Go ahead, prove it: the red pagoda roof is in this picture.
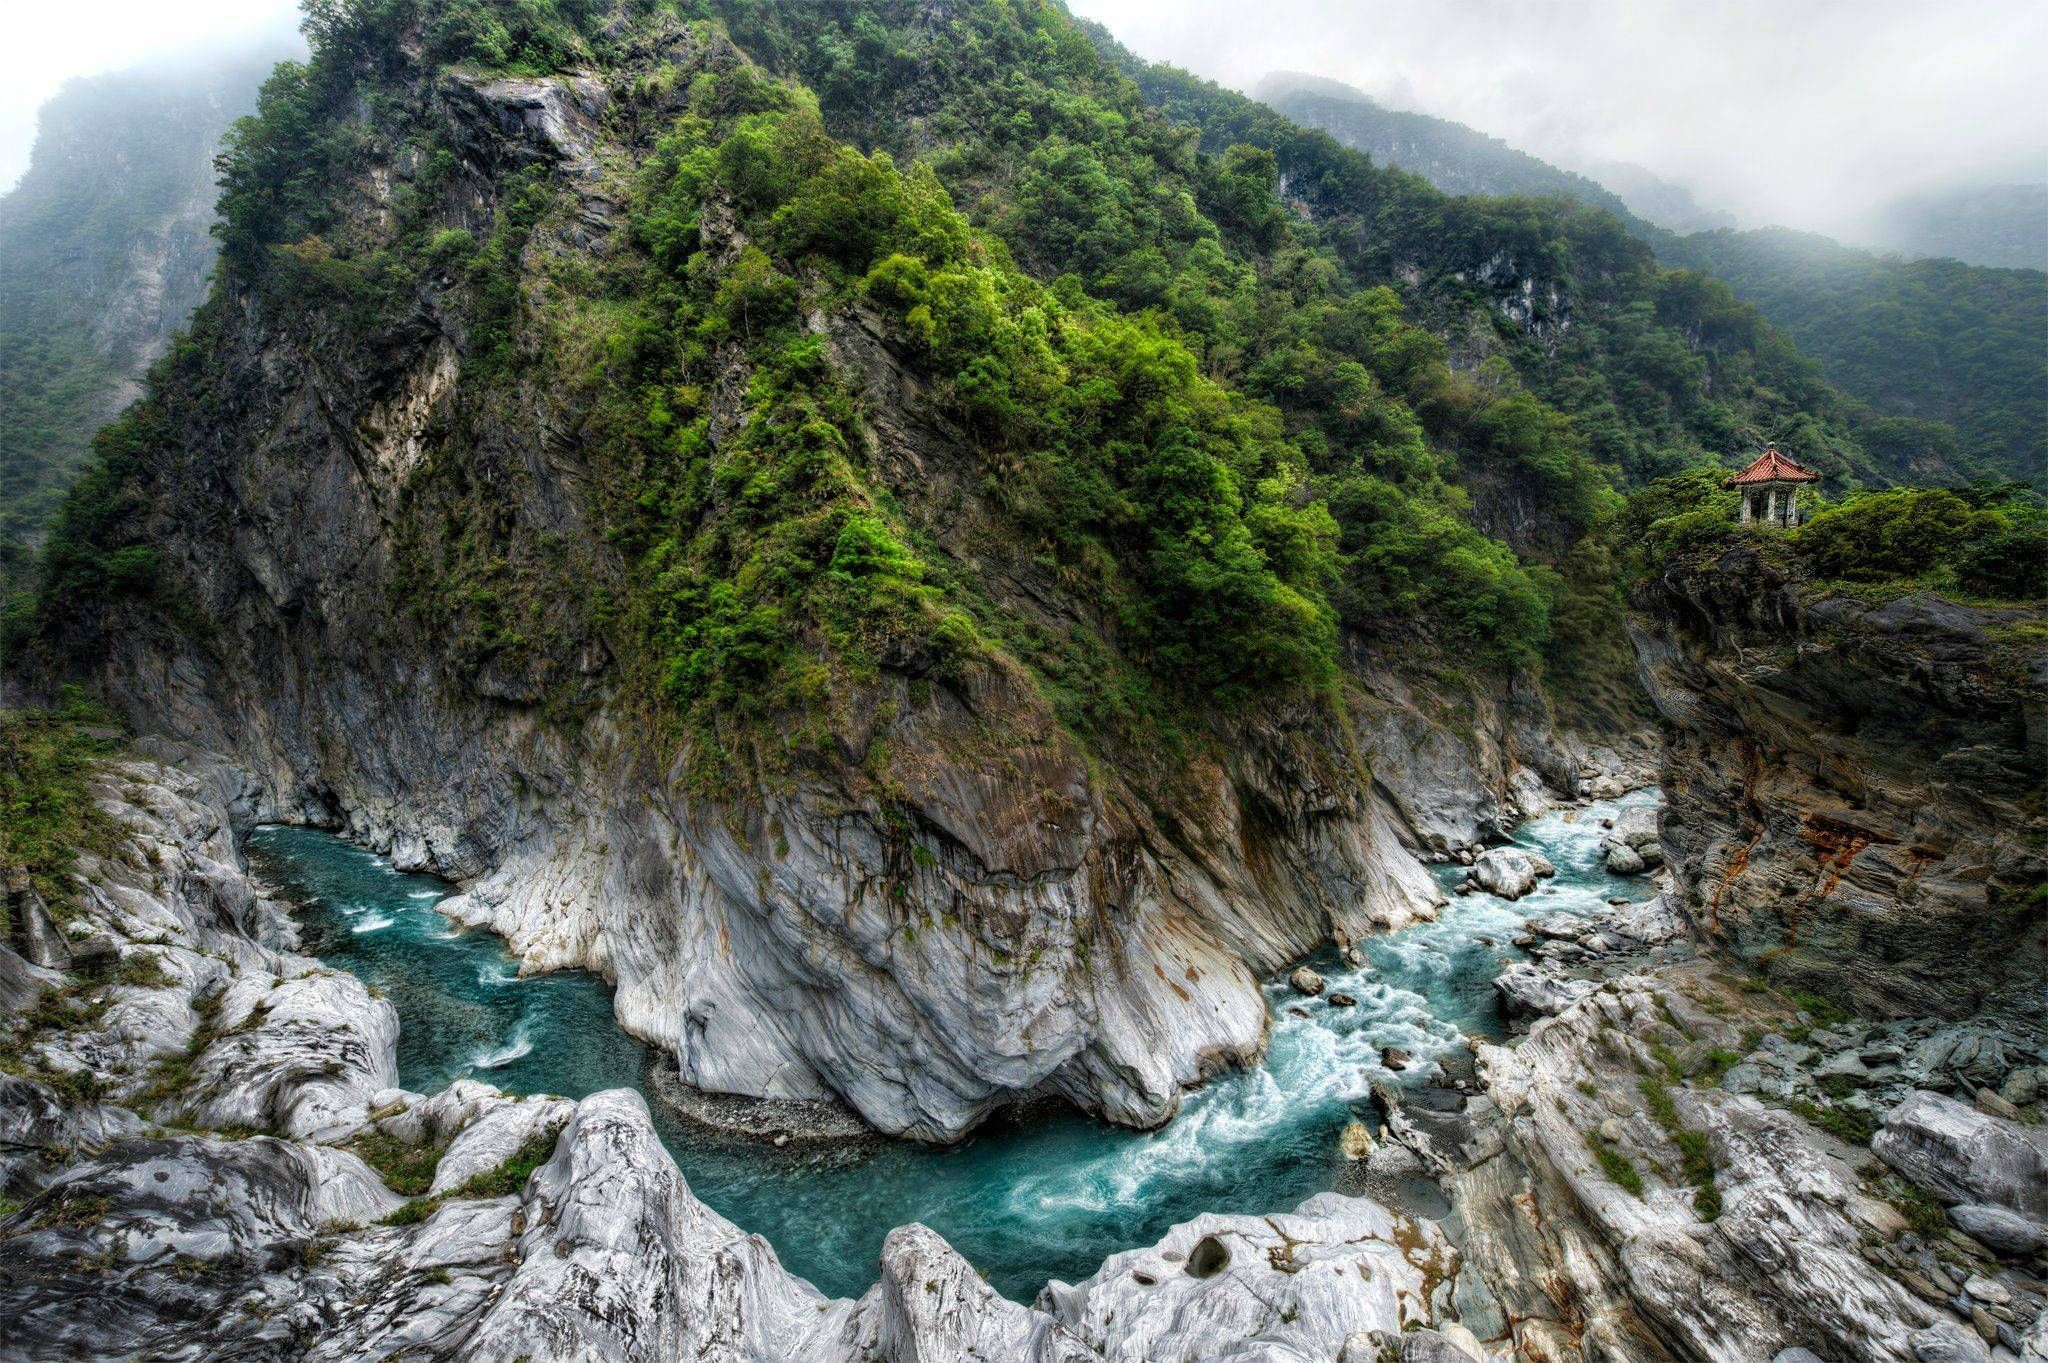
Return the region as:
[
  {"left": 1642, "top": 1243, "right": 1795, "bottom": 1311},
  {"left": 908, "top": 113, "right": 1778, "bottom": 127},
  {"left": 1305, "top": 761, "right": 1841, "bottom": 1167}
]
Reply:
[{"left": 1723, "top": 445, "right": 1820, "bottom": 487}]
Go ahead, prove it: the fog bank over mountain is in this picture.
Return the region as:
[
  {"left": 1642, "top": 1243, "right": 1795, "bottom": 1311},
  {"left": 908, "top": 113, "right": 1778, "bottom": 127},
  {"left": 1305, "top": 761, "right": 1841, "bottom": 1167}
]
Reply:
[
  {"left": 0, "top": 0, "right": 301, "bottom": 192},
  {"left": 1073, "top": 0, "right": 2048, "bottom": 245}
]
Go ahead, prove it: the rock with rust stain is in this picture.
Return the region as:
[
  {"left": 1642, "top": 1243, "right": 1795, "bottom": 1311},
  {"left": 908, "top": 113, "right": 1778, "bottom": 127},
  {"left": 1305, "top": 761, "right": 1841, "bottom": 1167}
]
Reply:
[
  {"left": 3, "top": 19, "right": 1696, "bottom": 1149},
  {"left": 1628, "top": 545, "right": 2046, "bottom": 1016}
]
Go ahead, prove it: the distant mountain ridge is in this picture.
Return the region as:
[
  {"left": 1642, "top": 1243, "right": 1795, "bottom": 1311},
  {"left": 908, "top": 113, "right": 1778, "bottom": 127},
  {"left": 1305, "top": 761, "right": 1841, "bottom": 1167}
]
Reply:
[
  {"left": 1255, "top": 73, "right": 1732, "bottom": 235},
  {"left": 0, "top": 46, "right": 283, "bottom": 572},
  {"left": 1579, "top": 156, "right": 1736, "bottom": 236},
  {"left": 1259, "top": 72, "right": 2046, "bottom": 488},
  {"left": 1866, "top": 182, "right": 2048, "bottom": 273}
]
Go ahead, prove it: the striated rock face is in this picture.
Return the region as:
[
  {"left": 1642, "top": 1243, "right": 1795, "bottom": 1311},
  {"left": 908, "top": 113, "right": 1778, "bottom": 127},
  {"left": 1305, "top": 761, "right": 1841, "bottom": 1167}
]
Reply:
[
  {"left": 32, "top": 20, "right": 1637, "bottom": 1145},
  {"left": 1390, "top": 967, "right": 1963, "bottom": 1363},
  {"left": 0, "top": 749, "right": 1473, "bottom": 1363},
  {"left": 1, "top": 1085, "right": 1443, "bottom": 1363},
  {"left": 1628, "top": 545, "right": 2047, "bottom": 1017},
  {"left": 1874, "top": 1090, "right": 2048, "bottom": 1227},
  {"left": 1038, "top": 1192, "right": 1451, "bottom": 1361}
]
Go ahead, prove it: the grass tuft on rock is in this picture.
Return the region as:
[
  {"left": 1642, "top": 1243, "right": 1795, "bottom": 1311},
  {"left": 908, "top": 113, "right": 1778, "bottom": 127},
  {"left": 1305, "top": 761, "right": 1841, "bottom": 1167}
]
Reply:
[
  {"left": 1592, "top": 1140, "right": 1645, "bottom": 1197},
  {"left": 0, "top": 693, "right": 121, "bottom": 920},
  {"left": 1791, "top": 1098, "right": 1879, "bottom": 1146},
  {"left": 354, "top": 1130, "right": 449, "bottom": 1198},
  {"left": 377, "top": 1122, "right": 565, "bottom": 1226},
  {"left": 1639, "top": 1076, "right": 1722, "bottom": 1220}
]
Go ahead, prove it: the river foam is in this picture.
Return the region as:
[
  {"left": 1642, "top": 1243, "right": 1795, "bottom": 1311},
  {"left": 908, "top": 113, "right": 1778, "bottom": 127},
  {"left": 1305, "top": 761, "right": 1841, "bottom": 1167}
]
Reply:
[{"left": 247, "top": 786, "right": 1658, "bottom": 1302}]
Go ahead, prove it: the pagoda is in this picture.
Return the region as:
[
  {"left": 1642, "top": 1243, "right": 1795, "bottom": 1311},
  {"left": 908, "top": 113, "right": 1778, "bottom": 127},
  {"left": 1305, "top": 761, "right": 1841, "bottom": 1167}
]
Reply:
[{"left": 1724, "top": 445, "right": 1820, "bottom": 528}]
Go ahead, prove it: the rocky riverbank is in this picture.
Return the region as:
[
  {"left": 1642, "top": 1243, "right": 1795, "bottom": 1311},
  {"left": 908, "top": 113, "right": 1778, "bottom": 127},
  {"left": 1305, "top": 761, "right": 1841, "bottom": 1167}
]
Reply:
[
  {"left": 20, "top": 19, "right": 1659, "bottom": 1146},
  {"left": 1297, "top": 539, "right": 2048, "bottom": 1362},
  {"left": 10, "top": 723, "right": 2040, "bottom": 1362},
  {"left": 0, "top": 744, "right": 1516, "bottom": 1362},
  {"left": 1360, "top": 942, "right": 2048, "bottom": 1362}
]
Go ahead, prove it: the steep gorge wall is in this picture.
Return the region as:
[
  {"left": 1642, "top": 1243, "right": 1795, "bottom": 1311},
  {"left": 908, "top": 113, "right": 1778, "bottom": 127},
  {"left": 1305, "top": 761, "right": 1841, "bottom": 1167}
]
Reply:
[
  {"left": 1628, "top": 543, "right": 2046, "bottom": 1016},
  {"left": 0, "top": 746, "right": 1461, "bottom": 1363},
  {"left": 0, "top": 50, "right": 281, "bottom": 552},
  {"left": 44, "top": 28, "right": 1624, "bottom": 1144}
]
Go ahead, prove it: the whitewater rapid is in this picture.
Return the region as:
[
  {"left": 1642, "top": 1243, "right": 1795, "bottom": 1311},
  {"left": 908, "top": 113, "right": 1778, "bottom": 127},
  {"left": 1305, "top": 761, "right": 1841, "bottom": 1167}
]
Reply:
[{"left": 247, "top": 788, "right": 1658, "bottom": 1300}]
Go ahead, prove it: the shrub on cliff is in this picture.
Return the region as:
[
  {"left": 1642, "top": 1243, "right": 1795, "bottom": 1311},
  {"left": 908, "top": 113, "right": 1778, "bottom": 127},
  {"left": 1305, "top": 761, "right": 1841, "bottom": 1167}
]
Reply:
[
  {"left": 1617, "top": 468, "right": 1739, "bottom": 565},
  {"left": 0, "top": 694, "right": 120, "bottom": 915},
  {"left": 1953, "top": 522, "right": 2048, "bottom": 600},
  {"left": 1616, "top": 473, "right": 2045, "bottom": 604},
  {"left": 1796, "top": 488, "right": 2002, "bottom": 583},
  {"left": 1797, "top": 485, "right": 2044, "bottom": 600}
]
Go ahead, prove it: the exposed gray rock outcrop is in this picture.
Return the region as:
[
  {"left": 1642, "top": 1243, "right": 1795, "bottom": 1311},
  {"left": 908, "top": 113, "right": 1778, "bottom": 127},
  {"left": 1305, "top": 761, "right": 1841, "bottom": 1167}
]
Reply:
[
  {"left": 0, "top": 749, "right": 1477, "bottom": 1363},
  {"left": 25, "top": 24, "right": 1639, "bottom": 1146},
  {"left": 1403, "top": 968, "right": 1974, "bottom": 1362},
  {"left": 1874, "top": 1090, "right": 2048, "bottom": 1226},
  {"left": 1628, "top": 547, "right": 2046, "bottom": 1016},
  {"left": 1493, "top": 960, "right": 1595, "bottom": 1018},
  {"left": 1037, "top": 1192, "right": 1449, "bottom": 1360},
  {"left": 1948, "top": 1203, "right": 2047, "bottom": 1259}
]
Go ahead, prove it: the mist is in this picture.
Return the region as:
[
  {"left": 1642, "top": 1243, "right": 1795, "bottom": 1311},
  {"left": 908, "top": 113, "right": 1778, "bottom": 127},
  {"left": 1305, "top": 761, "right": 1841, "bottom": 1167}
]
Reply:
[
  {"left": 1070, "top": 0, "right": 2048, "bottom": 241},
  {"left": 6, "top": 0, "right": 2044, "bottom": 241},
  {"left": 0, "top": 0, "right": 302, "bottom": 192}
]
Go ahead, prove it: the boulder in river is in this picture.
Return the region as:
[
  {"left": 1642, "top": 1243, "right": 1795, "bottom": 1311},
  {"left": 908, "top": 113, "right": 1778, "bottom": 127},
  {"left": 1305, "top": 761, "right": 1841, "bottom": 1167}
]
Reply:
[
  {"left": 1603, "top": 842, "right": 1646, "bottom": 875},
  {"left": 1467, "top": 848, "right": 1540, "bottom": 900},
  {"left": 1608, "top": 804, "right": 1660, "bottom": 849},
  {"left": 1289, "top": 967, "right": 1326, "bottom": 997},
  {"left": 1527, "top": 913, "right": 1590, "bottom": 941},
  {"left": 1327, "top": 993, "right": 1356, "bottom": 1008},
  {"left": 1493, "top": 962, "right": 1596, "bottom": 1019}
]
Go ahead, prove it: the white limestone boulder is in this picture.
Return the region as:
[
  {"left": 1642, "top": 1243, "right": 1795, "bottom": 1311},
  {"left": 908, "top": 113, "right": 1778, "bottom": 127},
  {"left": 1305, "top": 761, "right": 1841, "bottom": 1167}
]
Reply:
[{"left": 1468, "top": 848, "right": 1541, "bottom": 900}]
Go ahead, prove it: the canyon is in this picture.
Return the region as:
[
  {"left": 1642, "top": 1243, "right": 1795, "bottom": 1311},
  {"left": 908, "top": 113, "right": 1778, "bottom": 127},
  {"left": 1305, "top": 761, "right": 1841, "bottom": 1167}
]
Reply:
[{"left": 2, "top": 3, "right": 2044, "bottom": 1361}]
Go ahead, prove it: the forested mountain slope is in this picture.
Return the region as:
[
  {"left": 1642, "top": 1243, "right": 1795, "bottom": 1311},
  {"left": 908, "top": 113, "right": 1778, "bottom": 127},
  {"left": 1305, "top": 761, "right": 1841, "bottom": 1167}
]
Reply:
[
  {"left": 1867, "top": 180, "right": 2048, "bottom": 272},
  {"left": 1255, "top": 75, "right": 1666, "bottom": 229},
  {"left": 0, "top": 50, "right": 280, "bottom": 577},
  {"left": 11, "top": 0, "right": 2014, "bottom": 1139},
  {"left": 1254, "top": 72, "right": 2046, "bottom": 489},
  {"left": 1083, "top": 53, "right": 1929, "bottom": 492},
  {"left": 1656, "top": 228, "right": 2046, "bottom": 487},
  {"left": 9, "top": 0, "right": 1614, "bottom": 1143}
]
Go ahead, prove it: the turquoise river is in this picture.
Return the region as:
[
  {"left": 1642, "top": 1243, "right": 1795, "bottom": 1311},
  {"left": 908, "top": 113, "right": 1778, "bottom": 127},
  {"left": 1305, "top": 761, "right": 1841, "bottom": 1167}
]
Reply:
[{"left": 244, "top": 790, "right": 1657, "bottom": 1303}]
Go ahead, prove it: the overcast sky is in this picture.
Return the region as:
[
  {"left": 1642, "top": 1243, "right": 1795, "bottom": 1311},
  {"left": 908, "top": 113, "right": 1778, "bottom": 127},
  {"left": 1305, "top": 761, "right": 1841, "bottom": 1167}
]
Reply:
[
  {"left": 4, "top": 0, "right": 2044, "bottom": 240},
  {"left": 1074, "top": 0, "right": 2047, "bottom": 237},
  {"left": 0, "top": 0, "right": 300, "bottom": 192}
]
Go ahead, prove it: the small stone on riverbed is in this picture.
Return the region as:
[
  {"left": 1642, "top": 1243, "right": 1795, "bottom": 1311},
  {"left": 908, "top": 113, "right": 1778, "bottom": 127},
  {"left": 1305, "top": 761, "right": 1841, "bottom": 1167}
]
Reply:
[{"left": 1975, "top": 1088, "right": 2024, "bottom": 1121}]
